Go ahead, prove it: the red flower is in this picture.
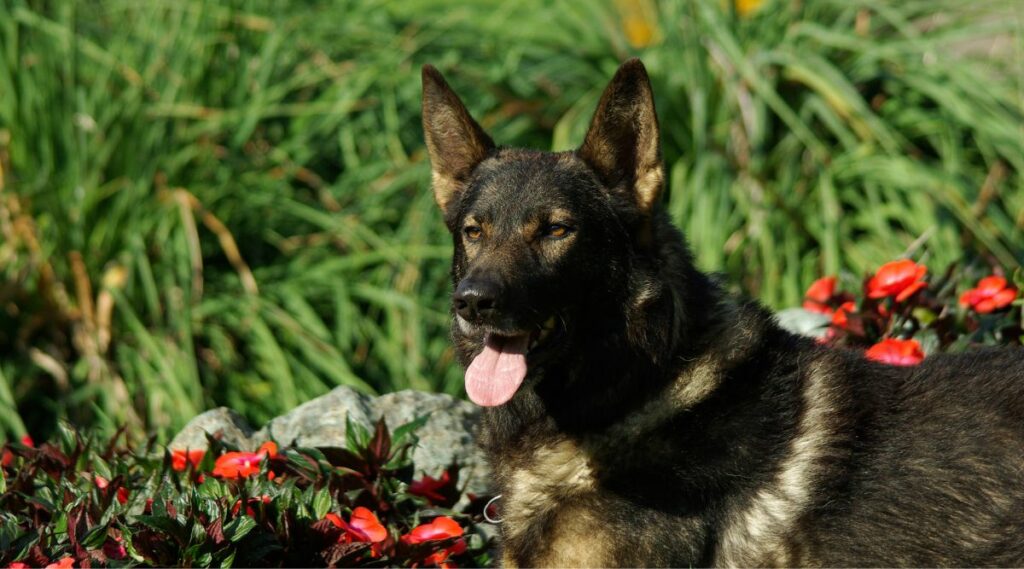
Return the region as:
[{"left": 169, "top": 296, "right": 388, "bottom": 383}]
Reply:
[
  {"left": 3, "top": 435, "right": 33, "bottom": 468},
  {"left": 212, "top": 442, "right": 278, "bottom": 479},
  {"left": 45, "top": 557, "right": 75, "bottom": 569},
  {"left": 866, "top": 260, "right": 927, "bottom": 302},
  {"left": 93, "top": 473, "right": 129, "bottom": 504},
  {"left": 325, "top": 507, "right": 388, "bottom": 543},
  {"left": 231, "top": 495, "right": 272, "bottom": 517},
  {"left": 401, "top": 516, "right": 467, "bottom": 567},
  {"left": 9, "top": 563, "right": 30, "bottom": 568},
  {"left": 866, "top": 338, "right": 924, "bottom": 366},
  {"left": 409, "top": 470, "right": 453, "bottom": 504},
  {"left": 803, "top": 276, "right": 837, "bottom": 314},
  {"left": 959, "top": 276, "right": 1017, "bottom": 314},
  {"left": 103, "top": 537, "right": 127, "bottom": 561},
  {"left": 831, "top": 301, "right": 856, "bottom": 329},
  {"left": 171, "top": 449, "right": 205, "bottom": 472}
]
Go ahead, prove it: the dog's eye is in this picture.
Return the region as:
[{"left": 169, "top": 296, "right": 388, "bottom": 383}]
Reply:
[
  {"left": 464, "top": 226, "right": 483, "bottom": 241},
  {"left": 544, "top": 224, "right": 573, "bottom": 239}
]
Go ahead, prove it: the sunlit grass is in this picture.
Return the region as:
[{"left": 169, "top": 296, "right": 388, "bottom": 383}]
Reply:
[{"left": 0, "top": 0, "right": 1020, "bottom": 441}]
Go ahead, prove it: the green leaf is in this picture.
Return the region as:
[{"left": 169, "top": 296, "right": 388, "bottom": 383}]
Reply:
[
  {"left": 190, "top": 518, "right": 209, "bottom": 546},
  {"left": 54, "top": 512, "right": 68, "bottom": 535},
  {"left": 223, "top": 515, "right": 256, "bottom": 543},
  {"left": 392, "top": 414, "right": 429, "bottom": 446},
  {"left": 912, "top": 307, "right": 936, "bottom": 326},
  {"left": 119, "top": 527, "right": 147, "bottom": 563},
  {"left": 344, "top": 414, "right": 370, "bottom": 454},
  {"left": 81, "top": 523, "right": 110, "bottom": 550},
  {"left": 194, "top": 551, "right": 214, "bottom": 566},
  {"left": 220, "top": 548, "right": 237, "bottom": 568},
  {"left": 135, "top": 515, "right": 188, "bottom": 544},
  {"left": 311, "top": 487, "right": 331, "bottom": 520}
]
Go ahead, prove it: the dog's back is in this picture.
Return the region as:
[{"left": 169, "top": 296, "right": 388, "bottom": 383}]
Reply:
[{"left": 803, "top": 350, "right": 1024, "bottom": 566}]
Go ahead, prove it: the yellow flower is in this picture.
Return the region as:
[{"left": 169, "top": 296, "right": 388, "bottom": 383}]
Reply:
[
  {"left": 615, "top": 0, "right": 661, "bottom": 49},
  {"left": 735, "top": 0, "right": 766, "bottom": 18}
]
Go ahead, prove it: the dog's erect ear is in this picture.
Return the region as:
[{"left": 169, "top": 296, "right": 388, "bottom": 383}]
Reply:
[
  {"left": 578, "top": 59, "right": 663, "bottom": 215},
  {"left": 422, "top": 65, "right": 495, "bottom": 213}
]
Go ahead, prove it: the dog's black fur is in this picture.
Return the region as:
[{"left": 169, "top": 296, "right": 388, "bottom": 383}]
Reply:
[{"left": 422, "top": 59, "right": 1024, "bottom": 567}]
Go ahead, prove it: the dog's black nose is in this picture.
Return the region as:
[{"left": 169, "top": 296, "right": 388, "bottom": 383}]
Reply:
[{"left": 454, "top": 277, "right": 502, "bottom": 322}]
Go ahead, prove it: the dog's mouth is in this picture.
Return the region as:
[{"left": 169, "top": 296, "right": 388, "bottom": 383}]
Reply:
[{"left": 465, "top": 316, "right": 560, "bottom": 407}]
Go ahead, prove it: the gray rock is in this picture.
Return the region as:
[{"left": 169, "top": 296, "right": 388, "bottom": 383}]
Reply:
[
  {"left": 775, "top": 307, "right": 831, "bottom": 339},
  {"left": 171, "top": 387, "right": 490, "bottom": 498},
  {"left": 169, "top": 407, "right": 256, "bottom": 451},
  {"left": 256, "top": 386, "right": 488, "bottom": 495}
]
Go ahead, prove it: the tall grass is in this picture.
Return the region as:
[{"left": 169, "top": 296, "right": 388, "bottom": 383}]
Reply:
[{"left": 0, "top": 0, "right": 1021, "bottom": 441}]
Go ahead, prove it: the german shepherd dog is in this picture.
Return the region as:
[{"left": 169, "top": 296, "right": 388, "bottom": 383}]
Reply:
[{"left": 421, "top": 59, "right": 1024, "bottom": 567}]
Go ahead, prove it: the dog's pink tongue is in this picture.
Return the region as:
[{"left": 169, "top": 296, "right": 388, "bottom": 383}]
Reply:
[{"left": 465, "top": 333, "right": 529, "bottom": 407}]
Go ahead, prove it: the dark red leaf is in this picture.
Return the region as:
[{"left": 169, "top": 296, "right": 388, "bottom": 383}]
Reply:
[
  {"left": 308, "top": 518, "right": 344, "bottom": 543},
  {"left": 323, "top": 541, "right": 368, "bottom": 567},
  {"left": 319, "top": 447, "right": 369, "bottom": 473},
  {"left": 368, "top": 418, "right": 391, "bottom": 463},
  {"left": 27, "top": 544, "right": 50, "bottom": 567},
  {"left": 206, "top": 516, "right": 226, "bottom": 546}
]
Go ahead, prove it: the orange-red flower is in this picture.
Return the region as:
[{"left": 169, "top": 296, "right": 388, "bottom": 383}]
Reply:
[
  {"left": 866, "top": 338, "right": 924, "bottom": 366},
  {"left": 959, "top": 276, "right": 1017, "bottom": 314},
  {"left": 803, "top": 276, "right": 837, "bottom": 315},
  {"left": 401, "top": 516, "right": 466, "bottom": 567},
  {"left": 212, "top": 442, "right": 278, "bottom": 479},
  {"left": 45, "top": 557, "right": 75, "bottom": 569},
  {"left": 257, "top": 441, "right": 278, "bottom": 457},
  {"left": 9, "top": 562, "right": 30, "bottom": 568},
  {"left": 325, "top": 507, "right": 388, "bottom": 544},
  {"left": 116, "top": 486, "right": 130, "bottom": 505},
  {"left": 171, "top": 449, "right": 205, "bottom": 472},
  {"left": 213, "top": 452, "right": 263, "bottom": 478},
  {"left": 866, "top": 260, "right": 927, "bottom": 302}
]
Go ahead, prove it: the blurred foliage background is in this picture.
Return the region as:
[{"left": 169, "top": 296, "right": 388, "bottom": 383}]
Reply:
[{"left": 0, "top": 0, "right": 1021, "bottom": 442}]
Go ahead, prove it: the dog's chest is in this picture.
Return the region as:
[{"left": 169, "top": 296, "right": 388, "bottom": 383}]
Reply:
[
  {"left": 499, "top": 439, "right": 615, "bottom": 567},
  {"left": 502, "top": 439, "right": 595, "bottom": 527}
]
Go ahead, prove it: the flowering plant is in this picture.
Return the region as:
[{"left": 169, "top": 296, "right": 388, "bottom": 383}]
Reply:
[
  {"left": 805, "top": 261, "right": 1023, "bottom": 365},
  {"left": 0, "top": 418, "right": 493, "bottom": 567}
]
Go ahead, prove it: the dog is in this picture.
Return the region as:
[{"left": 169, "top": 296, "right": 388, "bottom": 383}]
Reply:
[{"left": 420, "top": 59, "right": 1024, "bottom": 567}]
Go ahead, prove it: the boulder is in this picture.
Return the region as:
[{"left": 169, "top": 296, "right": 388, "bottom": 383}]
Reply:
[
  {"left": 170, "top": 387, "right": 489, "bottom": 497},
  {"left": 168, "top": 407, "right": 256, "bottom": 452},
  {"left": 775, "top": 307, "right": 831, "bottom": 339}
]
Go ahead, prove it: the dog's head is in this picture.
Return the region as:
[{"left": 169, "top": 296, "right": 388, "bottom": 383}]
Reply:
[{"left": 422, "top": 59, "right": 665, "bottom": 407}]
